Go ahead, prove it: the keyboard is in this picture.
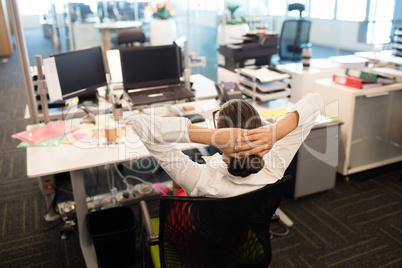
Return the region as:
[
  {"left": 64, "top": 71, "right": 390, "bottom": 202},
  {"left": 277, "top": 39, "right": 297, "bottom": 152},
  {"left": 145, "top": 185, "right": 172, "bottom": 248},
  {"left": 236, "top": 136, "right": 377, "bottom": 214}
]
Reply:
[{"left": 128, "top": 84, "right": 195, "bottom": 106}]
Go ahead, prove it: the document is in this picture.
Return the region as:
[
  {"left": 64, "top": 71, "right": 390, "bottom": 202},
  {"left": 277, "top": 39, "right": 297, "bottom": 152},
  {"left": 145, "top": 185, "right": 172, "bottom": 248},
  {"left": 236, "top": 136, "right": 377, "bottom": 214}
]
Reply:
[
  {"left": 43, "top": 57, "right": 62, "bottom": 101},
  {"left": 12, "top": 120, "right": 79, "bottom": 145},
  {"left": 239, "top": 68, "right": 291, "bottom": 83},
  {"left": 332, "top": 74, "right": 382, "bottom": 89},
  {"left": 345, "top": 68, "right": 395, "bottom": 84}
]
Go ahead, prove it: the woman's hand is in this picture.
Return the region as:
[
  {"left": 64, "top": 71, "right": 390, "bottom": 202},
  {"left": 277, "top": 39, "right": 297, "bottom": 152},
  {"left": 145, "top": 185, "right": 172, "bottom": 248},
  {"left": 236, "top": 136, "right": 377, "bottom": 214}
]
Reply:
[
  {"left": 235, "top": 126, "right": 276, "bottom": 157},
  {"left": 234, "top": 111, "right": 299, "bottom": 157},
  {"left": 211, "top": 128, "right": 246, "bottom": 157}
]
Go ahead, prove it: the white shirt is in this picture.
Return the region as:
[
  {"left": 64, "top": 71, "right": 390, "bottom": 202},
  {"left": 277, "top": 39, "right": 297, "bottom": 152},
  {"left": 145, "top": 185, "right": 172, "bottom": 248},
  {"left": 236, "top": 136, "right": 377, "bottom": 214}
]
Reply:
[{"left": 129, "top": 93, "right": 323, "bottom": 198}]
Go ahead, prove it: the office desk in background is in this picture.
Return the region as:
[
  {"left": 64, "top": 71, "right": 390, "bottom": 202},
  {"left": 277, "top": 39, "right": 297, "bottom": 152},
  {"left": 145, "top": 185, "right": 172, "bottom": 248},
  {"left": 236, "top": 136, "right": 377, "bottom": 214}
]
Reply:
[
  {"left": 275, "top": 58, "right": 345, "bottom": 103},
  {"left": 313, "top": 79, "right": 402, "bottom": 177},
  {"left": 354, "top": 50, "right": 402, "bottom": 66},
  {"left": 26, "top": 96, "right": 339, "bottom": 267}
]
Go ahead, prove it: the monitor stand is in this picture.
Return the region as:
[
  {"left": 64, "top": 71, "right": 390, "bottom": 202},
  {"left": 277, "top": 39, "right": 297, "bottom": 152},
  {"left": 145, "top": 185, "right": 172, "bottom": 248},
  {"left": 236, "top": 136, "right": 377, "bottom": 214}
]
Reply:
[{"left": 78, "top": 89, "right": 99, "bottom": 106}]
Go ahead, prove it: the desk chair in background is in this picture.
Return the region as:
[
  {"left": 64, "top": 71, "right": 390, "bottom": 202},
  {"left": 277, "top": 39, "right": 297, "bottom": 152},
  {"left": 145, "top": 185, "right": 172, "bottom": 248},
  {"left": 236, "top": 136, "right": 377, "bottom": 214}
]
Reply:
[
  {"left": 140, "top": 175, "right": 292, "bottom": 268},
  {"left": 279, "top": 3, "right": 311, "bottom": 62},
  {"left": 117, "top": 28, "right": 146, "bottom": 47}
]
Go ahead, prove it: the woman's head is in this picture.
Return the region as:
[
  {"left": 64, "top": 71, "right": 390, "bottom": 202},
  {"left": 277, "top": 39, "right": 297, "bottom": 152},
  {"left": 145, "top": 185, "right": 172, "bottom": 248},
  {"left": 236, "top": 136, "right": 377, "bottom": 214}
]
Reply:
[{"left": 215, "top": 99, "right": 265, "bottom": 177}]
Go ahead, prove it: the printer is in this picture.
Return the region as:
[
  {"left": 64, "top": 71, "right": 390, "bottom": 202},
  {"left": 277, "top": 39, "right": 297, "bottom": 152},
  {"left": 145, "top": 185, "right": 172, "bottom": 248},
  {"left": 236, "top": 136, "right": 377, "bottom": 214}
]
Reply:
[{"left": 218, "top": 33, "right": 279, "bottom": 72}]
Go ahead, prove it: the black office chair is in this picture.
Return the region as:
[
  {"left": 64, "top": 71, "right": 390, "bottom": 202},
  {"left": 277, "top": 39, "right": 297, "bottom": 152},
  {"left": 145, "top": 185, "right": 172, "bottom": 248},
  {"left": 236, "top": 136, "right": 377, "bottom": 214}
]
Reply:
[
  {"left": 139, "top": 175, "right": 292, "bottom": 268},
  {"left": 117, "top": 28, "right": 146, "bottom": 47},
  {"left": 279, "top": 3, "right": 311, "bottom": 61}
]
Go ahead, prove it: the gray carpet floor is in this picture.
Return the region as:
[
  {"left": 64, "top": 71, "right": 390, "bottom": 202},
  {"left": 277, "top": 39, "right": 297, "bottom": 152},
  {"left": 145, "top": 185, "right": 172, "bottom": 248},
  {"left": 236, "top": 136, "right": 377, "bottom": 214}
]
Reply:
[{"left": 0, "top": 28, "right": 401, "bottom": 268}]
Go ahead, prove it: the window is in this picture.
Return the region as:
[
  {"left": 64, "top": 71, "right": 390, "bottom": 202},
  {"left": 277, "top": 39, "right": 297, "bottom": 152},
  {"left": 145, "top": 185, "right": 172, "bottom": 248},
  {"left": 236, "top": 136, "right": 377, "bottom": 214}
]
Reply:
[
  {"left": 337, "top": 0, "right": 366, "bottom": 21},
  {"left": 310, "top": 0, "right": 335, "bottom": 19},
  {"left": 367, "top": 0, "right": 395, "bottom": 44},
  {"left": 18, "top": 0, "right": 63, "bottom": 16},
  {"left": 268, "top": 0, "right": 287, "bottom": 16}
]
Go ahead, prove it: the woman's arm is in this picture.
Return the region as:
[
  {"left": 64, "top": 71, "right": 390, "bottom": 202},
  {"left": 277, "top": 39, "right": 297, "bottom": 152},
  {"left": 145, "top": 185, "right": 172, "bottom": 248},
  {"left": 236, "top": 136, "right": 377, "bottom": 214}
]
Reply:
[{"left": 187, "top": 124, "right": 245, "bottom": 157}]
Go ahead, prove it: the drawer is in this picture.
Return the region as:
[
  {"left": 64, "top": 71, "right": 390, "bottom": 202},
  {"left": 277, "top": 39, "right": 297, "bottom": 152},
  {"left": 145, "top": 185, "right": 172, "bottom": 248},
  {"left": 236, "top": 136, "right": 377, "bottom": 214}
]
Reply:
[
  {"left": 299, "top": 134, "right": 339, "bottom": 162},
  {"left": 308, "top": 124, "right": 339, "bottom": 140}
]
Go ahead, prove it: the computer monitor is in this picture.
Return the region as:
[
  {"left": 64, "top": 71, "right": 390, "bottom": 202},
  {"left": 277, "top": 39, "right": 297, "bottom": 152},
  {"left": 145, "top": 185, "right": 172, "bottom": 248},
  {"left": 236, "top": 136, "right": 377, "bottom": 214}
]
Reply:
[
  {"left": 119, "top": 44, "right": 181, "bottom": 90},
  {"left": 49, "top": 46, "right": 107, "bottom": 103}
]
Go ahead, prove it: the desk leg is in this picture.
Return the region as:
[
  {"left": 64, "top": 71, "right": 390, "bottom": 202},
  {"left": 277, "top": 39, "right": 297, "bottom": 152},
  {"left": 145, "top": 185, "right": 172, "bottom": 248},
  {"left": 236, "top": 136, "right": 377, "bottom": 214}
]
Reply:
[{"left": 70, "top": 170, "right": 98, "bottom": 268}]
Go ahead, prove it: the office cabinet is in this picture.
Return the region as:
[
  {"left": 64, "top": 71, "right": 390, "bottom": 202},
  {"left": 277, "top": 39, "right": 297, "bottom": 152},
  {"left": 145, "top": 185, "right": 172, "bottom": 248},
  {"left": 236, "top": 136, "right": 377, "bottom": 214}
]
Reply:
[
  {"left": 287, "top": 123, "right": 340, "bottom": 199},
  {"left": 314, "top": 79, "right": 402, "bottom": 176}
]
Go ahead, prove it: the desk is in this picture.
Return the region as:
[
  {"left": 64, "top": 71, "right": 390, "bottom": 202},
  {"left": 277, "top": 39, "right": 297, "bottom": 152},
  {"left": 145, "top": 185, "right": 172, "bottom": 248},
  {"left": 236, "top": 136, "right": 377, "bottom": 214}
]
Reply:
[
  {"left": 313, "top": 79, "right": 402, "bottom": 176},
  {"left": 26, "top": 98, "right": 338, "bottom": 267},
  {"left": 354, "top": 50, "right": 402, "bottom": 66},
  {"left": 275, "top": 59, "right": 345, "bottom": 103}
]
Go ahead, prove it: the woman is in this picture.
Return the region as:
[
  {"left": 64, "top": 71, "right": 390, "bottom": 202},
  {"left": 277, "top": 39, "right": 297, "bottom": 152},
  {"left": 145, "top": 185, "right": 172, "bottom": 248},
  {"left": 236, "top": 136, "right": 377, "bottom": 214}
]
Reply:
[{"left": 127, "top": 93, "right": 322, "bottom": 198}]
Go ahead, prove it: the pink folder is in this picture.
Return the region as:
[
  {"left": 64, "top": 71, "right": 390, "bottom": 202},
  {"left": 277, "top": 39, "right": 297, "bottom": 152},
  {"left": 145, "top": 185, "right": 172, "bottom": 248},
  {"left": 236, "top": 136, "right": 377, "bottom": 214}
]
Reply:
[{"left": 12, "top": 120, "right": 79, "bottom": 145}]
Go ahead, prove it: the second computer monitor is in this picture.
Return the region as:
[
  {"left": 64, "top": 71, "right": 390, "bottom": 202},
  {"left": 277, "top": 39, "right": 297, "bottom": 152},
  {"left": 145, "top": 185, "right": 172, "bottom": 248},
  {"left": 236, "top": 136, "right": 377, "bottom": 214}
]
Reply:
[
  {"left": 51, "top": 46, "right": 107, "bottom": 102},
  {"left": 119, "top": 44, "right": 181, "bottom": 90}
]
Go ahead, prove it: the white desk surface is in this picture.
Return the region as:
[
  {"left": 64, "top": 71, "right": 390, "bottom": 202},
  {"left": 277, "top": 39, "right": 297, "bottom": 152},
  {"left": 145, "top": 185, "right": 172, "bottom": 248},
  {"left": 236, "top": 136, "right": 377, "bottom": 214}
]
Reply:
[
  {"left": 276, "top": 58, "right": 345, "bottom": 75},
  {"left": 27, "top": 99, "right": 218, "bottom": 178},
  {"left": 316, "top": 78, "right": 402, "bottom": 97},
  {"left": 354, "top": 50, "right": 402, "bottom": 66}
]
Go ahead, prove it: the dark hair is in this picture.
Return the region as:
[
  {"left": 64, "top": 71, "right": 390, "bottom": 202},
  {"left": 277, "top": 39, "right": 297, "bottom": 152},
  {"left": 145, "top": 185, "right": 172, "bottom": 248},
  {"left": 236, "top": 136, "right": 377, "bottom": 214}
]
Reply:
[{"left": 217, "top": 99, "right": 265, "bottom": 177}]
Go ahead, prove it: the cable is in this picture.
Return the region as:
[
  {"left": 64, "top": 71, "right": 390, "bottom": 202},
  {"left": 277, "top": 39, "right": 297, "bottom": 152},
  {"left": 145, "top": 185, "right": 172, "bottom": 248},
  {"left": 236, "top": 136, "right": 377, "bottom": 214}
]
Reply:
[
  {"left": 113, "top": 163, "right": 148, "bottom": 189},
  {"left": 270, "top": 222, "right": 290, "bottom": 238},
  {"left": 106, "top": 165, "right": 112, "bottom": 190},
  {"left": 122, "top": 162, "right": 160, "bottom": 174},
  {"left": 110, "top": 165, "right": 115, "bottom": 189}
]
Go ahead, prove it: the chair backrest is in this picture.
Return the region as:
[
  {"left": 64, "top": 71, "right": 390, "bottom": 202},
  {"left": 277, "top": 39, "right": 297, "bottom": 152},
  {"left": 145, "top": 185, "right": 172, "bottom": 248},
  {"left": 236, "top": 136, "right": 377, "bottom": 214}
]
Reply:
[
  {"left": 117, "top": 28, "right": 146, "bottom": 47},
  {"left": 279, "top": 19, "right": 311, "bottom": 61},
  {"left": 157, "top": 175, "right": 292, "bottom": 268}
]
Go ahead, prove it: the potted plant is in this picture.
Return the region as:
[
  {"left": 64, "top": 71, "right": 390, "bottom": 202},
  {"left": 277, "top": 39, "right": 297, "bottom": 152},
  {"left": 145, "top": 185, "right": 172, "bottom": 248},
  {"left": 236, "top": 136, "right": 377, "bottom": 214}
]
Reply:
[
  {"left": 226, "top": 4, "right": 246, "bottom": 25},
  {"left": 217, "top": 3, "right": 250, "bottom": 62},
  {"left": 146, "top": 1, "right": 177, "bottom": 45}
]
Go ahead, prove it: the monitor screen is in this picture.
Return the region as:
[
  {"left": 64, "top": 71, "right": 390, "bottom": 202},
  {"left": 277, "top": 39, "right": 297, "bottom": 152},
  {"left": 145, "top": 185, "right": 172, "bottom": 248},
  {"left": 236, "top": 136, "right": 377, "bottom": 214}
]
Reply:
[
  {"left": 50, "top": 46, "right": 107, "bottom": 100},
  {"left": 119, "top": 44, "right": 181, "bottom": 90}
]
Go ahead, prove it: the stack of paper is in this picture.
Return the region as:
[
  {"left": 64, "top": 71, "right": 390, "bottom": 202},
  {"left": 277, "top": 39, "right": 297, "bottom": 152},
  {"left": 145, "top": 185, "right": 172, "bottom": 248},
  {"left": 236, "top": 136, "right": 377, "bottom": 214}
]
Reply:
[
  {"left": 238, "top": 67, "right": 291, "bottom": 101},
  {"left": 12, "top": 120, "right": 79, "bottom": 145}
]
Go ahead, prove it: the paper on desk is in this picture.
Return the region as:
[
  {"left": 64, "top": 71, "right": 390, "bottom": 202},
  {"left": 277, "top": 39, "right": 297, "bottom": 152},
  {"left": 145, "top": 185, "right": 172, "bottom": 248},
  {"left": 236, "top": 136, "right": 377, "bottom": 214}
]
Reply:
[
  {"left": 17, "top": 135, "right": 65, "bottom": 148},
  {"left": 43, "top": 57, "right": 62, "bottom": 101},
  {"left": 61, "top": 126, "right": 93, "bottom": 145},
  {"left": 259, "top": 108, "right": 288, "bottom": 121},
  {"left": 239, "top": 68, "right": 291, "bottom": 83},
  {"left": 12, "top": 120, "right": 79, "bottom": 145}
]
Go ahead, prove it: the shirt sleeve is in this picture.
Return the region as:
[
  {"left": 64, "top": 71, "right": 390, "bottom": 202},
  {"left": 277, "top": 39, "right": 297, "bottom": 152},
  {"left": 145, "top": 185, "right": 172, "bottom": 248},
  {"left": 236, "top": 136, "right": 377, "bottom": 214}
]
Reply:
[
  {"left": 126, "top": 114, "right": 204, "bottom": 193},
  {"left": 265, "top": 93, "right": 323, "bottom": 173}
]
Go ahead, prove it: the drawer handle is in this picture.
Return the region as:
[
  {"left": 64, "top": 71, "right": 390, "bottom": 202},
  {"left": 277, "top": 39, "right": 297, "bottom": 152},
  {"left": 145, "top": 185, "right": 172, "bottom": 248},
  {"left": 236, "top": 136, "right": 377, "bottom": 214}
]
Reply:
[{"left": 364, "top": 92, "right": 390, "bottom": 98}]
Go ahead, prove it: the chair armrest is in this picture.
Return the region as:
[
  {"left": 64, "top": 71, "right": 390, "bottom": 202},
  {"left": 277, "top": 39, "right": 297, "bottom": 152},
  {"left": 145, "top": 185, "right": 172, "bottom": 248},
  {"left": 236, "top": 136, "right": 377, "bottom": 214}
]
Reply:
[{"left": 139, "top": 200, "right": 159, "bottom": 245}]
